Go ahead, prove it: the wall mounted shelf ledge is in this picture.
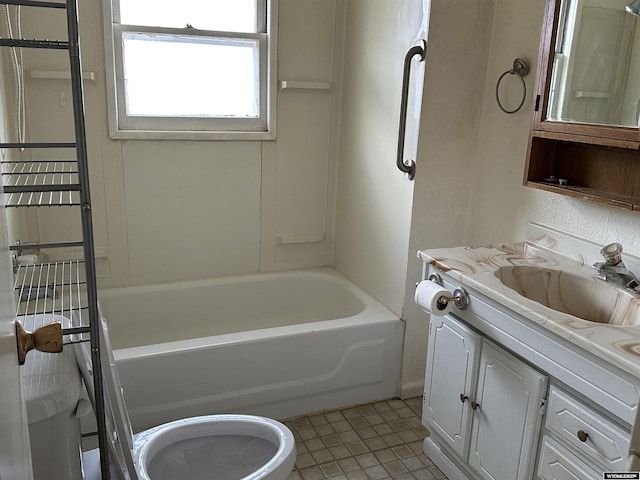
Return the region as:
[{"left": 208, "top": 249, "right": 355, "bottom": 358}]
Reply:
[
  {"left": 525, "top": 181, "right": 640, "bottom": 211},
  {"left": 276, "top": 233, "right": 325, "bottom": 245},
  {"left": 279, "top": 80, "right": 331, "bottom": 91},
  {"left": 29, "top": 69, "right": 96, "bottom": 81}
]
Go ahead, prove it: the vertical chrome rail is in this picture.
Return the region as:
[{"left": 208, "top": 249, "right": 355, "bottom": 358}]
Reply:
[
  {"left": 66, "top": 0, "right": 110, "bottom": 478},
  {"left": 397, "top": 40, "right": 426, "bottom": 180}
]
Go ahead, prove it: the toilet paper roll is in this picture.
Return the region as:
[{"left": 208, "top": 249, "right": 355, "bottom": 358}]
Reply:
[{"left": 414, "top": 280, "right": 454, "bottom": 316}]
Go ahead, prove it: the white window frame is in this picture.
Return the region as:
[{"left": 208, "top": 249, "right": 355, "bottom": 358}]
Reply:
[{"left": 102, "top": 0, "right": 278, "bottom": 140}]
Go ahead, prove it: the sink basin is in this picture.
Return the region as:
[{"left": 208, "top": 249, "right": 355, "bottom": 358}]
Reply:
[{"left": 495, "top": 266, "right": 640, "bottom": 325}]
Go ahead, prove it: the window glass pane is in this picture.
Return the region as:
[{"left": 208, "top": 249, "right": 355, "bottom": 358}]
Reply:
[
  {"left": 119, "top": 0, "right": 258, "bottom": 33},
  {"left": 122, "top": 33, "right": 259, "bottom": 118}
]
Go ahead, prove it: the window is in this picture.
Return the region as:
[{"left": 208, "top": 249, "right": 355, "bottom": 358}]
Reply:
[{"left": 102, "top": 0, "right": 277, "bottom": 140}]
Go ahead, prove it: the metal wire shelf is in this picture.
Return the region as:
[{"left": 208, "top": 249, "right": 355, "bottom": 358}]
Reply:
[
  {"left": 0, "top": 38, "right": 68, "bottom": 49},
  {"left": 2, "top": 160, "right": 80, "bottom": 207},
  {"left": 0, "top": 0, "right": 66, "bottom": 9},
  {"left": 13, "top": 260, "right": 92, "bottom": 344},
  {"left": 14, "top": 260, "right": 87, "bottom": 316}
]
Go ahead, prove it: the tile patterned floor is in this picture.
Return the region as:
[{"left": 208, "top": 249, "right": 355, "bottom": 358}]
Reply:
[{"left": 283, "top": 397, "right": 448, "bottom": 480}]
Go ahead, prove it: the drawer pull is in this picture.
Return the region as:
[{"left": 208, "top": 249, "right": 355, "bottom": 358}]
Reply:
[
  {"left": 577, "top": 430, "right": 589, "bottom": 442},
  {"left": 471, "top": 401, "right": 480, "bottom": 411},
  {"left": 460, "top": 394, "right": 468, "bottom": 403}
]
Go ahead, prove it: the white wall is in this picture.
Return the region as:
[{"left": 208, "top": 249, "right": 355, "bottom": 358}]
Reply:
[
  {"left": 402, "top": 0, "right": 640, "bottom": 394},
  {"left": 467, "top": 0, "right": 640, "bottom": 253}
]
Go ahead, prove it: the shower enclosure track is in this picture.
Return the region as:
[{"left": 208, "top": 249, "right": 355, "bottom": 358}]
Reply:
[{"left": 0, "top": 0, "right": 109, "bottom": 477}]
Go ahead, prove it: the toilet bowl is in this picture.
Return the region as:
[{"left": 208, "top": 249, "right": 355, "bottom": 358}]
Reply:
[
  {"left": 75, "top": 317, "right": 296, "bottom": 480},
  {"left": 133, "top": 415, "right": 295, "bottom": 480}
]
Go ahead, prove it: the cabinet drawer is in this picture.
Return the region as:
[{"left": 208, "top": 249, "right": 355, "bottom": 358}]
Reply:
[
  {"left": 537, "top": 435, "right": 600, "bottom": 480},
  {"left": 545, "top": 385, "right": 629, "bottom": 471}
]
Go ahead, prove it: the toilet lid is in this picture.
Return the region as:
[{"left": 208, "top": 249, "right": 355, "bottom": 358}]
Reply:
[{"left": 74, "top": 313, "right": 139, "bottom": 480}]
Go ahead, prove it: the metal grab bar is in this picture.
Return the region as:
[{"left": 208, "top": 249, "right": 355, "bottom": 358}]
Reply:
[{"left": 397, "top": 40, "right": 426, "bottom": 180}]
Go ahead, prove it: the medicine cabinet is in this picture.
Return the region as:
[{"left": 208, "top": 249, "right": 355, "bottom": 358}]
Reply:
[{"left": 524, "top": 0, "right": 640, "bottom": 210}]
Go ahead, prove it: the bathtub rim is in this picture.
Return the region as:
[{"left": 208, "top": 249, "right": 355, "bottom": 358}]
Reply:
[{"left": 105, "top": 268, "right": 399, "bottom": 361}]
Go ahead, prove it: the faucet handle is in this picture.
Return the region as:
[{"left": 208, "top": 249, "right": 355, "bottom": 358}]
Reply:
[{"left": 601, "top": 243, "right": 623, "bottom": 265}]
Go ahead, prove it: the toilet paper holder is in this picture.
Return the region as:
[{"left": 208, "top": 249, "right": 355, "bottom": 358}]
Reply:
[{"left": 427, "top": 273, "right": 470, "bottom": 310}]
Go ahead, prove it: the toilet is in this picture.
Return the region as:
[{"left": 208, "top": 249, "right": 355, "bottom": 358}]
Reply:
[{"left": 74, "top": 316, "right": 296, "bottom": 480}]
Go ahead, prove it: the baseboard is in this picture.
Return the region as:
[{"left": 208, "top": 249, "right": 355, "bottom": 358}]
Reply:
[
  {"left": 400, "top": 380, "right": 424, "bottom": 399},
  {"left": 423, "top": 437, "right": 469, "bottom": 480}
]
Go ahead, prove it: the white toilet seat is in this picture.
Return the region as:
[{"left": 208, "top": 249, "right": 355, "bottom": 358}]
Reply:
[
  {"left": 133, "top": 414, "right": 295, "bottom": 480},
  {"left": 75, "top": 316, "right": 295, "bottom": 480}
]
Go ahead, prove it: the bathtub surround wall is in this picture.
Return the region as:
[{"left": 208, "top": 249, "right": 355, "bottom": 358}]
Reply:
[
  {"left": 122, "top": 141, "right": 262, "bottom": 285},
  {"left": 332, "top": 0, "right": 427, "bottom": 316},
  {"left": 260, "top": 0, "right": 340, "bottom": 273},
  {"left": 11, "top": 0, "right": 423, "bottom": 317},
  {"left": 10, "top": 0, "right": 344, "bottom": 288}
]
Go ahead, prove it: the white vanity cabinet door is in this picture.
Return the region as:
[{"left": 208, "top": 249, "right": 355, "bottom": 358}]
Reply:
[
  {"left": 468, "top": 341, "right": 548, "bottom": 480},
  {"left": 423, "top": 314, "right": 482, "bottom": 459}
]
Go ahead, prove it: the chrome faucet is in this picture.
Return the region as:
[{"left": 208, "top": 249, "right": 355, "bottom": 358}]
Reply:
[{"left": 592, "top": 242, "right": 640, "bottom": 293}]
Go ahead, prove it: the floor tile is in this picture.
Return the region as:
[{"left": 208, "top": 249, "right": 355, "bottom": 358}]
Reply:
[{"left": 284, "top": 397, "right": 448, "bottom": 480}]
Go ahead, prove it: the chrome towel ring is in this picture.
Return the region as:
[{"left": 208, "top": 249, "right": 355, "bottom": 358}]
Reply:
[{"left": 495, "top": 58, "right": 529, "bottom": 114}]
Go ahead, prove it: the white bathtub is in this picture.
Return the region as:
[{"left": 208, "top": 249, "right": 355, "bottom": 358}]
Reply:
[{"left": 98, "top": 268, "right": 404, "bottom": 432}]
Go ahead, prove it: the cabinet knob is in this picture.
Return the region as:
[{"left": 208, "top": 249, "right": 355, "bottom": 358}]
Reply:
[
  {"left": 471, "top": 401, "right": 480, "bottom": 411},
  {"left": 577, "top": 430, "right": 589, "bottom": 443},
  {"left": 460, "top": 394, "right": 468, "bottom": 403}
]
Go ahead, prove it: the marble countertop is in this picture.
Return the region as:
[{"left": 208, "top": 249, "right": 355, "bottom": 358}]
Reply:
[{"left": 418, "top": 240, "right": 640, "bottom": 379}]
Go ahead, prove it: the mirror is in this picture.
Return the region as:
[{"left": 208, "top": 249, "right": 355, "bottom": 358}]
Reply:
[{"left": 547, "top": 0, "right": 640, "bottom": 128}]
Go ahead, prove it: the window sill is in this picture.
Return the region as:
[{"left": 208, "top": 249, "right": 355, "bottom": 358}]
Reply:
[{"left": 108, "top": 128, "right": 276, "bottom": 141}]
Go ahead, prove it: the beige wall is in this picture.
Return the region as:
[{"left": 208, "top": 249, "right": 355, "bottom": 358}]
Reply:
[
  {"left": 401, "top": 0, "right": 496, "bottom": 396},
  {"left": 402, "top": 0, "right": 640, "bottom": 394},
  {"left": 468, "top": 0, "right": 640, "bottom": 253}
]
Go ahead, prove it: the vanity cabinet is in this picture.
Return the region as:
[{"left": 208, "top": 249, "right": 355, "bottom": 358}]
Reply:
[
  {"left": 419, "top": 261, "right": 638, "bottom": 480},
  {"left": 524, "top": 0, "right": 640, "bottom": 209},
  {"left": 423, "top": 314, "right": 547, "bottom": 480}
]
